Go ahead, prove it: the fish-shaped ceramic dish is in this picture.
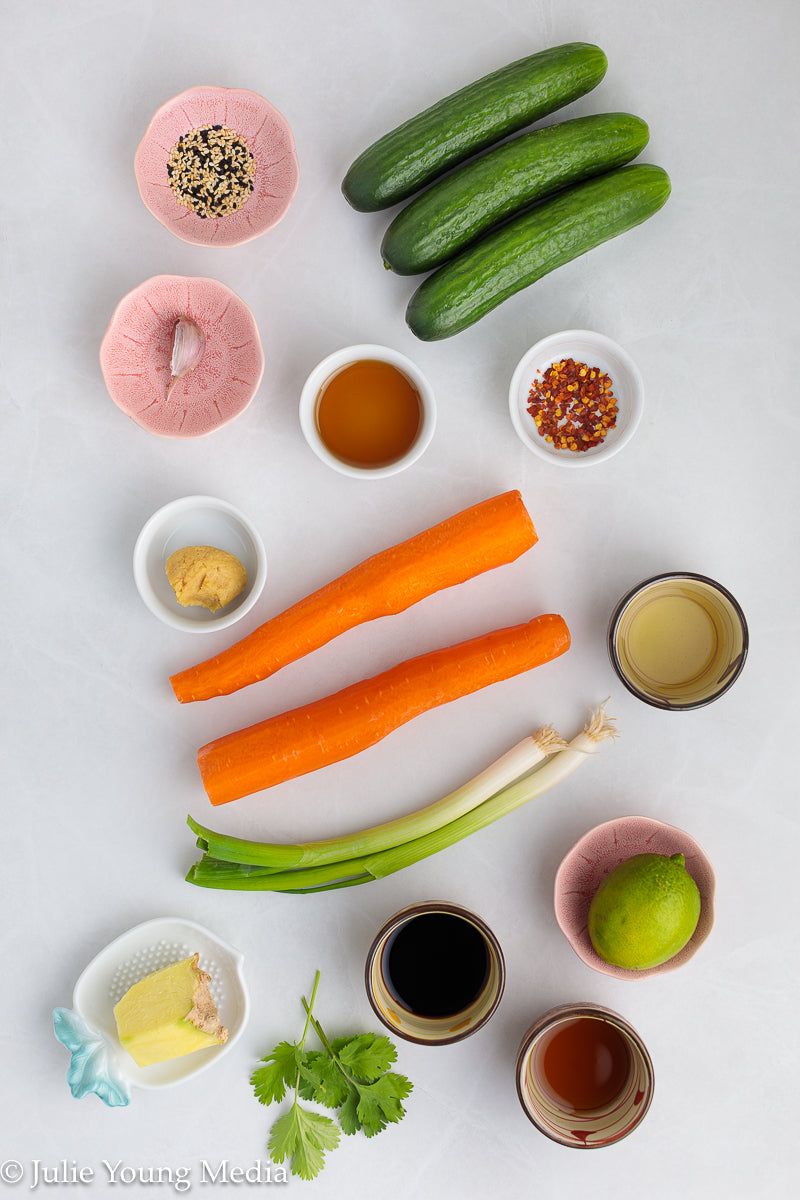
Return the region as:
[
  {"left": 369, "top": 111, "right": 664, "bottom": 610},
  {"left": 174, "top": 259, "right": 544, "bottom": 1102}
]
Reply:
[{"left": 53, "top": 916, "right": 249, "bottom": 1106}]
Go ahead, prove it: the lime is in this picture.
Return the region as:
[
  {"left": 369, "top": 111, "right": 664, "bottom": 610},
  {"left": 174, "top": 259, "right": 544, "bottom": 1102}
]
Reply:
[{"left": 587, "top": 852, "right": 701, "bottom": 970}]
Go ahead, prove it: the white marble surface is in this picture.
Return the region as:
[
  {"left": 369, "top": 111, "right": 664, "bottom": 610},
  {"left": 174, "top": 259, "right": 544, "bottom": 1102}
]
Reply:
[{"left": 2, "top": 0, "right": 798, "bottom": 1195}]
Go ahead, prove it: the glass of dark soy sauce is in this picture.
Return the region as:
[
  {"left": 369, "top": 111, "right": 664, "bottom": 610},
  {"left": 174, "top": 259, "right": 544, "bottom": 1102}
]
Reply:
[{"left": 365, "top": 902, "right": 505, "bottom": 1045}]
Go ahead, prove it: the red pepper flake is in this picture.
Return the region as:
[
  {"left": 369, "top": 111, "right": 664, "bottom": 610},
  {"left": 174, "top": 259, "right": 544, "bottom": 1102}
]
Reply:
[{"left": 526, "top": 358, "right": 618, "bottom": 452}]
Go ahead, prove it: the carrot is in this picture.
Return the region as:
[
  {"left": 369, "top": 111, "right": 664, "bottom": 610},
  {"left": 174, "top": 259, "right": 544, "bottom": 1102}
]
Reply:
[
  {"left": 170, "top": 490, "right": 538, "bottom": 703},
  {"left": 197, "top": 613, "right": 570, "bottom": 805}
]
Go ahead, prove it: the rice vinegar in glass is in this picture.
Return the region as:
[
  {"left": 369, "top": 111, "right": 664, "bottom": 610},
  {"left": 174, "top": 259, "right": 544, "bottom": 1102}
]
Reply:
[{"left": 609, "top": 573, "right": 748, "bottom": 709}]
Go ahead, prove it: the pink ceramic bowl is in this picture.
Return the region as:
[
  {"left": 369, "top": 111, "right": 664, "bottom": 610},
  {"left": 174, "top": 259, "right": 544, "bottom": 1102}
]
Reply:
[{"left": 554, "top": 815, "right": 716, "bottom": 979}]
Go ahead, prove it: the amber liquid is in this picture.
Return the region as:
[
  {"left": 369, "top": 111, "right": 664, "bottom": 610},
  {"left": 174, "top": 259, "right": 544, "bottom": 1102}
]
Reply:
[
  {"left": 315, "top": 359, "right": 422, "bottom": 467},
  {"left": 537, "top": 1018, "right": 630, "bottom": 1113}
]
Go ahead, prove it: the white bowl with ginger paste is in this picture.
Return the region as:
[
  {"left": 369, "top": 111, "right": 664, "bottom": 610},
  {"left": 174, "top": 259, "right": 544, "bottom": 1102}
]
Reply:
[{"left": 133, "top": 496, "right": 267, "bottom": 633}]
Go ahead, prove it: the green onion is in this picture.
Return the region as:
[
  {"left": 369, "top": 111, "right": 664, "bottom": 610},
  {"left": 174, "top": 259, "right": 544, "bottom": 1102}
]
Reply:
[
  {"left": 186, "top": 705, "right": 616, "bottom": 893},
  {"left": 188, "top": 723, "right": 566, "bottom": 871}
]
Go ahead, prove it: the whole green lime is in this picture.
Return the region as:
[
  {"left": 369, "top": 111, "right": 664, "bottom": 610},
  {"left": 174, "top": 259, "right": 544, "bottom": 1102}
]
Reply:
[{"left": 587, "top": 852, "right": 701, "bottom": 970}]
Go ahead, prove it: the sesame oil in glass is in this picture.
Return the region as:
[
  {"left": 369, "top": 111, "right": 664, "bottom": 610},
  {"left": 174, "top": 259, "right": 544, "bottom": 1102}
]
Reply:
[{"left": 536, "top": 1017, "right": 631, "bottom": 1114}]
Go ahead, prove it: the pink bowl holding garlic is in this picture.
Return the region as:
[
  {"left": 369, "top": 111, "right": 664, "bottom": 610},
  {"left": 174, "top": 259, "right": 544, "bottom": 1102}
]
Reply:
[
  {"left": 554, "top": 815, "right": 716, "bottom": 979},
  {"left": 100, "top": 275, "right": 264, "bottom": 438}
]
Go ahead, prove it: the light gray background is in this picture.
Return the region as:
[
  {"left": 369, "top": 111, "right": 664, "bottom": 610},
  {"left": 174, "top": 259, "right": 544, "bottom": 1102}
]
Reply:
[{"left": 2, "top": 1, "right": 797, "bottom": 1196}]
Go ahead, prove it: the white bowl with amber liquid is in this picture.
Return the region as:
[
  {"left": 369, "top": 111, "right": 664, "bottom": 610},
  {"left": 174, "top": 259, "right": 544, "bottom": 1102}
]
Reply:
[
  {"left": 299, "top": 344, "right": 436, "bottom": 479},
  {"left": 608, "top": 572, "right": 748, "bottom": 710}
]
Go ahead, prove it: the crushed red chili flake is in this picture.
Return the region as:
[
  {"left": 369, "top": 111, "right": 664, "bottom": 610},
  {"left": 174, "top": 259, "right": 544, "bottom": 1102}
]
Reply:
[{"left": 526, "top": 358, "right": 618, "bottom": 452}]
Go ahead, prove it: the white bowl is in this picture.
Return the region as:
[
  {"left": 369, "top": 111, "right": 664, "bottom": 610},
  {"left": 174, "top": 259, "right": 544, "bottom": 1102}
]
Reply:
[
  {"left": 299, "top": 343, "right": 436, "bottom": 479},
  {"left": 133, "top": 495, "right": 267, "bottom": 632},
  {"left": 509, "top": 330, "right": 644, "bottom": 467}
]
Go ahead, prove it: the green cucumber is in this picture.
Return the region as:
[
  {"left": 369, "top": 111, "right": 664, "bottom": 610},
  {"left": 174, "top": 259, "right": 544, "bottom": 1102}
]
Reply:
[
  {"left": 405, "top": 164, "right": 671, "bottom": 341},
  {"left": 342, "top": 42, "right": 607, "bottom": 212},
  {"left": 381, "top": 113, "right": 650, "bottom": 275}
]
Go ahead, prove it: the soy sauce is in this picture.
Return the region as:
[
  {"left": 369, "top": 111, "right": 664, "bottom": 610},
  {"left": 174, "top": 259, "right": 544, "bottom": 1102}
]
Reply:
[{"left": 383, "top": 912, "right": 489, "bottom": 1018}]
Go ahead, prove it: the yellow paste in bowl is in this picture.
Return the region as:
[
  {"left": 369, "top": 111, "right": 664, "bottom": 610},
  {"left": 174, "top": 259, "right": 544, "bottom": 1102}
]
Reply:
[{"left": 165, "top": 545, "right": 247, "bottom": 612}]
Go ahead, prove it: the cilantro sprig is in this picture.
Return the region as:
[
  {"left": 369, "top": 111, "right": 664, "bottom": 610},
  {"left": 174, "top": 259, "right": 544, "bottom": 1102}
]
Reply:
[{"left": 251, "top": 971, "right": 413, "bottom": 1180}]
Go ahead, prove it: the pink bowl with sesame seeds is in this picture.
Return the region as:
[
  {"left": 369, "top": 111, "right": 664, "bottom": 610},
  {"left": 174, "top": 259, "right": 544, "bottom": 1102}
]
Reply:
[{"left": 134, "top": 85, "right": 299, "bottom": 247}]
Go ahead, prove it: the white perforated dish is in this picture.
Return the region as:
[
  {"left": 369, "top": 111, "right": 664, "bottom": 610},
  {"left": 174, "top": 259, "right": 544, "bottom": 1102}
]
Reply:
[{"left": 55, "top": 917, "right": 249, "bottom": 1103}]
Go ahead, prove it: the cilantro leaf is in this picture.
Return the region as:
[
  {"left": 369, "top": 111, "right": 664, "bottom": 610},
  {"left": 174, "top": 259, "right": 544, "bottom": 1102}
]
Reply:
[
  {"left": 254, "top": 972, "right": 413, "bottom": 1180},
  {"left": 337, "top": 1084, "right": 363, "bottom": 1136},
  {"left": 297, "top": 1050, "right": 350, "bottom": 1109},
  {"left": 335, "top": 1032, "right": 398, "bottom": 1082},
  {"left": 250, "top": 1041, "right": 300, "bottom": 1106},
  {"left": 355, "top": 1072, "right": 414, "bottom": 1136},
  {"left": 268, "top": 1104, "right": 340, "bottom": 1181}
]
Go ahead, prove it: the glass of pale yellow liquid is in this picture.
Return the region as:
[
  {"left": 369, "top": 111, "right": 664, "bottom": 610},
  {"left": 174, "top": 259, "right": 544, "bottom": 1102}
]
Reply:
[{"left": 608, "top": 573, "right": 748, "bottom": 710}]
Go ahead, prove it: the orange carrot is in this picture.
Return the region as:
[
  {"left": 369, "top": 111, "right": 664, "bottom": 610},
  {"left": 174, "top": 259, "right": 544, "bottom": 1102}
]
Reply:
[
  {"left": 197, "top": 613, "right": 570, "bottom": 805},
  {"left": 171, "top": 490, "right": 538, "bottom": 703}
]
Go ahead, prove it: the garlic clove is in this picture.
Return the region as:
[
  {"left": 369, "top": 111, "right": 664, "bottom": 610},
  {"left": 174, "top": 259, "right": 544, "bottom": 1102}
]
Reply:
[{"left": 169, "top": 317, "right": 206, "bottom": 390}]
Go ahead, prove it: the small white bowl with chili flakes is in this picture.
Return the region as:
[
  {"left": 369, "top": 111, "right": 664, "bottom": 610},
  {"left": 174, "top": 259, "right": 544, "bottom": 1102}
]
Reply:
[{"left": 509, "top": 330, "right": 644, "bottom": 467}]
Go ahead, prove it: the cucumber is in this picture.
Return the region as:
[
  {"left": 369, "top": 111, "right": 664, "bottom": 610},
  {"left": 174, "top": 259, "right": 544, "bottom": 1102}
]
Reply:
[
  {"left": 342, "top": 43, "right": 608, "bottom": 212},
  {"left": 381, "top": 113, "right": 650, "bottom": 275},
  {"left": 405, "top": 164, "right": 671, "bottom": 341}
]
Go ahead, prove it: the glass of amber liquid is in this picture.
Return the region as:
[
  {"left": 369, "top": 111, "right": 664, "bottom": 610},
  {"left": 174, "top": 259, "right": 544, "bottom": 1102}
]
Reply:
[{"left": 515, "top": 1003, "right": 654, "bottom": 1148}]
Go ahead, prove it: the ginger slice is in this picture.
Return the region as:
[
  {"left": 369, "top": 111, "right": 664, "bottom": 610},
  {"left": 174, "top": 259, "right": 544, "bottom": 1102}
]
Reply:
[{"left": 113, "top": 952, "right": 228, "bottom": 1068}]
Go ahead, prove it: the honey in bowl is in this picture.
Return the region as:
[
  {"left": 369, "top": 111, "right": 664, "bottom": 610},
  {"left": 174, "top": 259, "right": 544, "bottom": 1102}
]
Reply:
[{"left": 315, "top": 358, "right": 422, "bottom": 468}]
